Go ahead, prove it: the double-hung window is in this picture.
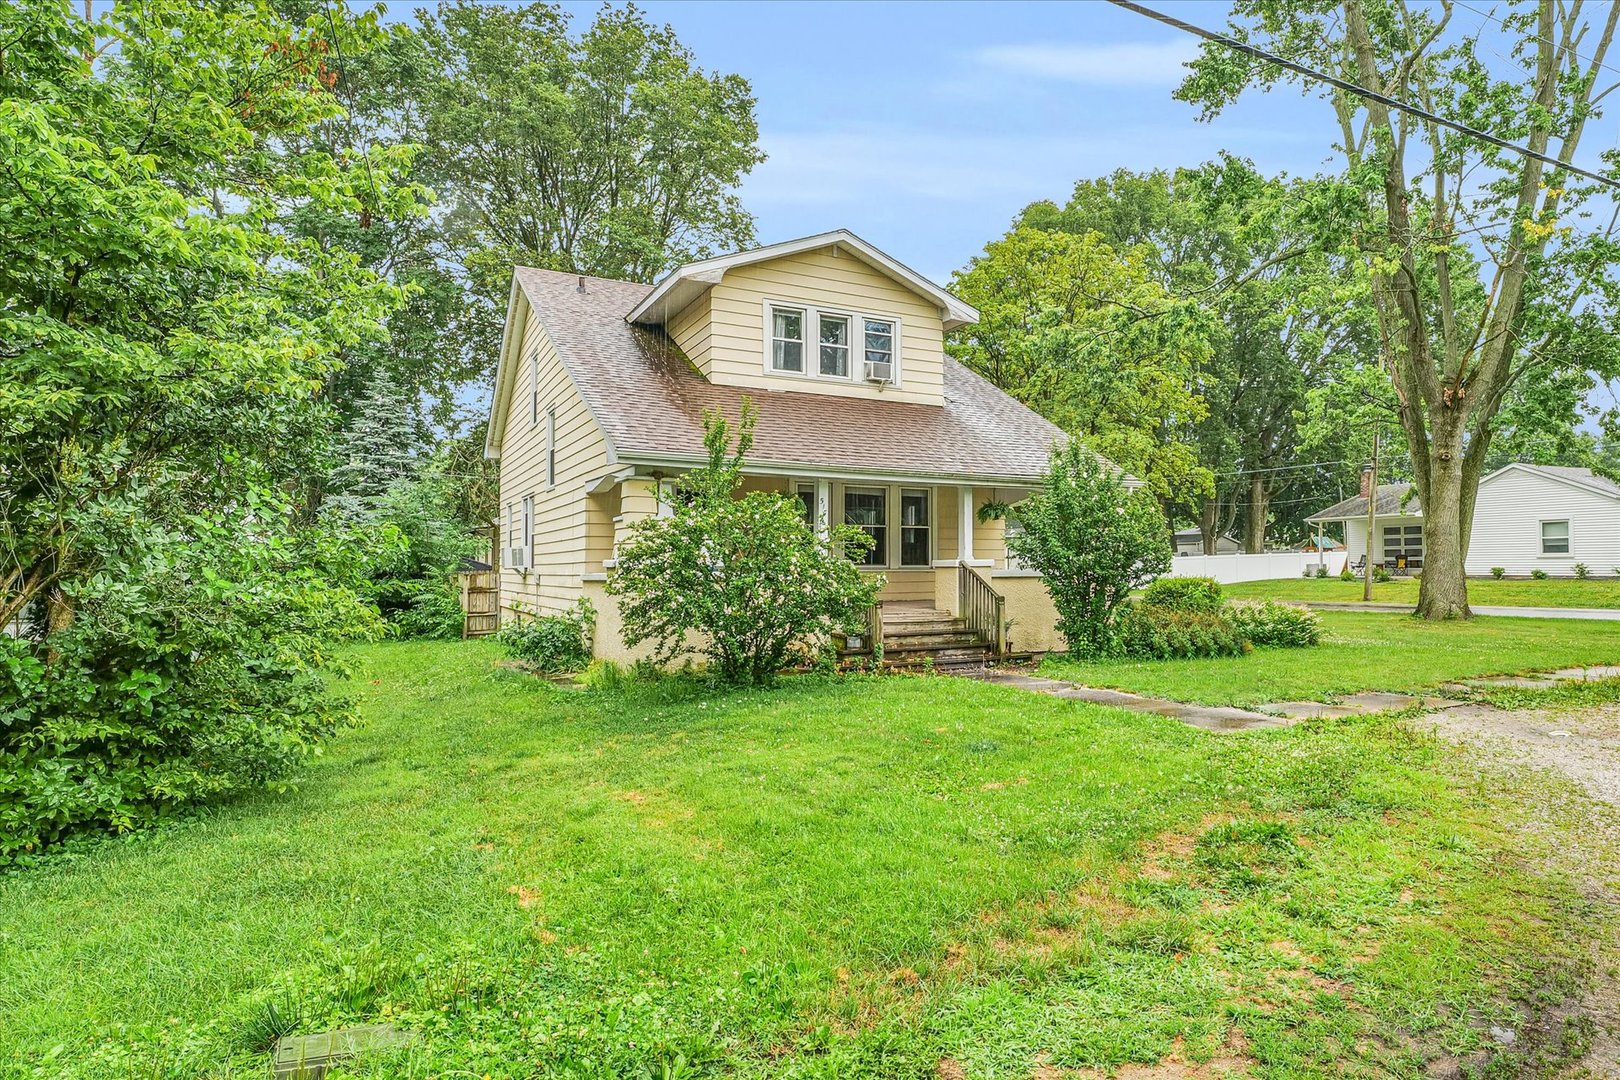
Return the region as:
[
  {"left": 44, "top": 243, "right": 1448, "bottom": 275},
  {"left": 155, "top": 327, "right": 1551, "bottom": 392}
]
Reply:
[
  {"left": 844, "top": 487, "right": 887, "bottom": 567},
  {"left": 1542, "top": 519, "right": 1570, "bottom": 555},
  {"left": 770, "top": 307, "right": 805, "bottom": 373},
  {"left": 766, "top": 301, "right": 899, "bottom": 383},
  {"left": 899, "top": 489, "right": 930, "bottom": 567},
  {"left": 818, "top": 314, "right": 850, "bottom": 377},
  {"left": 863, "top": 318, "right": 895, "bottom": 377}
]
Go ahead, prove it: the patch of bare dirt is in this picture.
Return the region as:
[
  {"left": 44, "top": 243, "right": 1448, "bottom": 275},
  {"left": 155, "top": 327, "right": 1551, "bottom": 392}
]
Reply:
[{"left": 1416, "top": 702, "right": 1620, "bottom": 1076}]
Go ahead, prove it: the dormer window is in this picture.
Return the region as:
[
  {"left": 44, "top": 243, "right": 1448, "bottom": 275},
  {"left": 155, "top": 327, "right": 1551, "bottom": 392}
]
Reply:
[
  {"left": 764, "top": 300, "right": 900, "bottom": 384},
  {"left": 770, "top": 307, "right": 804, "bottom": 372}
]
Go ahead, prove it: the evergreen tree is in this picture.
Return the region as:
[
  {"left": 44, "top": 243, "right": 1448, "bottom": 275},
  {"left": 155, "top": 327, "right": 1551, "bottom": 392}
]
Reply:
[{"left": 325, "top": 369, "right": 424, "bottom": 520}]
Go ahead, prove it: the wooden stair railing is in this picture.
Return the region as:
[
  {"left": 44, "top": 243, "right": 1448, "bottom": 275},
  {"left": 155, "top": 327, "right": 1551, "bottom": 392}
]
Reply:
[{"left": 957, "top": 563, "right": 1007, "bottom": 656}]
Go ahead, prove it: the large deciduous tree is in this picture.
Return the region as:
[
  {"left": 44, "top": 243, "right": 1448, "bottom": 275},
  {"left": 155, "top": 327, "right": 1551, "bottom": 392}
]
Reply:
[
  {"left": 949, "top": 226, "right": 1216, "bottom": 508},
  {"left": 411, "top": 1, "right": 766, "bottom": 367},
  {"left": 1180, "top": 0, "right": 1620, "bottom": 617}
]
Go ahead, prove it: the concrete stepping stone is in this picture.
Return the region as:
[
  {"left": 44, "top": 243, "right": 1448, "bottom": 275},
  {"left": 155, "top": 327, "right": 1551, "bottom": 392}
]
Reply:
[
  {"left": 1465, "top": 675, "right": 1564, "bottom": 689},
  {"left": 1548, "top": 665, "right": 1620, "bottom": 681},
  {"left": 1256, "top": 700, "right": 1369, "bottom": 720},
  {"left": 273, "top": 1024, "right": 415, "bottom": 1079},
  {"left": 966, "top": 670, "right": 1290, "bottom": 732}
]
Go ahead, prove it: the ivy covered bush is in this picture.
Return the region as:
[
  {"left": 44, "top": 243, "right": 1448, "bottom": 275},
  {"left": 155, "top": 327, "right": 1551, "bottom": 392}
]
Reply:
[
  {"left": 496, "top": 600, "right": 595, "bottom": 673},
  {"left": 608, "top": 402, "right": 881, "bottom": 686}
]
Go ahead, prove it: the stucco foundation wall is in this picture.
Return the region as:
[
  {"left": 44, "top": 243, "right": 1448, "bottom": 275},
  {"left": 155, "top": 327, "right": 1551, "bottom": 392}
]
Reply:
[{"left": 993, "top": 574, "right": 1066, "bottom": 655}]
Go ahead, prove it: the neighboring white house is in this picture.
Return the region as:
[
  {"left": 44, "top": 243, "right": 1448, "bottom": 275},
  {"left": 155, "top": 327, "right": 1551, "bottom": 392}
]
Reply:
[
  {"left": 1468, "top": 464, "right": 1620, "bottom": 576},
  {"left": 1172, "top": 528, "right": 1241, "bottom": 556},
  {"left": 1305, "top": 465, "right": 1620, "bottom": 577}
]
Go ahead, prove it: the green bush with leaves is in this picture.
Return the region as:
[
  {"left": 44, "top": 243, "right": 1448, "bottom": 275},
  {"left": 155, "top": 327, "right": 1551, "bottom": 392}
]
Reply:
[
  {"left": 1140, "top": 576, "right": 1225, "bottom": 615},
  {"left": 1231, "top": 601, "right": 1323, "bottom": 649},
  {"left": 1490, "top": 567, "right": 1506, "bottom": 579},
  {"left": 1531, "top": 568, "right": 1549, "bottom": 580},
  {"left": 496, "top": 600, "right": 595, "bottom": 673},
  {"left": 0, "top": 518, "right": 382, "bottom": 865},
  {"left": 608, "top": 403, "right": 881, "bottom": 685},
  {"left": 1113, "top": 605, "right": 1249, "bottom": 660},
  {"left": 1007, "top": 442, "right": 1172, "bottom": 657}
]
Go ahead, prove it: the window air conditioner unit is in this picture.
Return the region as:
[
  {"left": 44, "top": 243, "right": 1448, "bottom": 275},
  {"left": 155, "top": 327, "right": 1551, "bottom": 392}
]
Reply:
[
  {"left": 506, "top": 547, "right": 527, "bottom": 569},
  {"left": 864, "top": 359, "right": 893, "bottom": 384}
]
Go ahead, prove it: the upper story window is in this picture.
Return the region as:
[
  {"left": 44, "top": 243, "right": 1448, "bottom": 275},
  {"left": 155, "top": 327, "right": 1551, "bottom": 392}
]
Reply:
[
  {"left": 766, "top": 301, "right": 899, "bottom": 385},
  {"left": 771, "top": 308, "right": 804, "bottom": 373}
]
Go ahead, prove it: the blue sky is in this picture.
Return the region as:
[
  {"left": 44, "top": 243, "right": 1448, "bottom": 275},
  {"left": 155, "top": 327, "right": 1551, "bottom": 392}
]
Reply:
[{"left": 382, "top": 0, "right": 1343, "bottom": 282}]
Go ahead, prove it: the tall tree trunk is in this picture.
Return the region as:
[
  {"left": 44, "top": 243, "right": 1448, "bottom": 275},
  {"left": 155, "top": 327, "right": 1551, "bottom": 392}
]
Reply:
[
  {"left": 1245, "top": 475, "right": 1267, "bottom": 553},
  {"left": 1199, "top": 496, "right": 1220, "bottom": 554}
]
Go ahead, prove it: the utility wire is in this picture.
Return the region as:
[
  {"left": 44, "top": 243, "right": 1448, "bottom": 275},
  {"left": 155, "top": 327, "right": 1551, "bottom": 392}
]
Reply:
[
  {"left": 1450, "top": 0, "right": 1620, "bottom": 81},
  {"left": 1106, "top": 0, "right": 1620, "bottom": 192},
  {"left": 1213, "top": 459, "right": 1352, "bottom": 478}
]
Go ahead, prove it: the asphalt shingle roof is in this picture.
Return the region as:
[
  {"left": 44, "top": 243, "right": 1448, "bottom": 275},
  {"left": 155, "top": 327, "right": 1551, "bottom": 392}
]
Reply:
[
  {"left": 1306, "top": 482, "right": 1420, "bottom": 522},
  {"left": 513, "top": 266, "right": 1070, "bottom": 484}
]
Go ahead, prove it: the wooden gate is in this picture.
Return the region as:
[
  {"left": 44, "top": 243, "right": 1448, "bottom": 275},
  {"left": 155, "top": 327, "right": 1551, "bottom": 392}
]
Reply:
[{"left": 459, "top": 571, "right": 499, "bottom": 638}]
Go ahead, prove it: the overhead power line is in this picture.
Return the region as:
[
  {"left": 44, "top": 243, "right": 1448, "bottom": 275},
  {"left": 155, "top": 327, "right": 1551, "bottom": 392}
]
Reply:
[{"left": 1107, "top": 0, "right": 1620, "bottom": 193}]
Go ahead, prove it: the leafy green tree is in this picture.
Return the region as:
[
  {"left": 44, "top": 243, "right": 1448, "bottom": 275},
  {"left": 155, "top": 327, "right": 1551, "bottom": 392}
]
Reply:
[
  {"left": 1007, "top": 443, "right": 1172, "bottom": 658},
  {"left": 609, "top": 403, "right": 881, "bottom": 685},
  {"left": 1179, "top": 0, "right": 1620, "bottom": 617},
  {"left": 0, "top": 0, "right": 405, "bottom": 854},
  {"left": 949, "top": 226, "right": 1216, "bottom": 508},
  {"left": 410, "top": 0, "right": 766, "bottom": 366},
  {"left": 1028, "top": 159, "right": 1378, "bottom": 550}
]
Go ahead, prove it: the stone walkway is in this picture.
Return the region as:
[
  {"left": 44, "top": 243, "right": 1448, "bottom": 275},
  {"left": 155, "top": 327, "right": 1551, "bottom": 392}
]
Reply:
[
  {"left": 969, "top": 663, "right": 1620, "bottom": 733},
  {"left": 1303, "top": 600, "right": 1620, "bottom": 621}
]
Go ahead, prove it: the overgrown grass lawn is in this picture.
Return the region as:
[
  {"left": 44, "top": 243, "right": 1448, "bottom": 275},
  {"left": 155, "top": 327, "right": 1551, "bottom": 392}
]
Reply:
[
  {"left": 1043, "top": 611, "right": 1620, "bottom": 707},
  {"left": 0, "top": 641, "right": 1604, "bottom": 1078},
  {"left": 1224, "top": 575, "right": 1620, "bottom": 609}
]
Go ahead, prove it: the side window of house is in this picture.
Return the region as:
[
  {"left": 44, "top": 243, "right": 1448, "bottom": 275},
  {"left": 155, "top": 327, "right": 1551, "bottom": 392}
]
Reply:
[
  {"left": 795, "top": 483, "right": 816, "bottom": 527},
  {"left": 1541, "top": 519, "right": 1570, "bottom": 554},
  {"left": 522, "top": 496, "right": 534, "bottom": 568},
  {"left": 844, "top": 487, "right": 886, "bottom": 566},
  {"left": 818, "top": 314, "right": 849, "bottom": 377},
  {"left": 545, "top": 406, "right": 557, "bottom": 487},
  {"left": 863, "top": 318, "right": 895, "bottom": 380},
  {"left": 530, "top": 353, "right": 539, "bottom": 426},
  {"left": 1004, "top": 517, "right": 1028, "bottom": 570}
]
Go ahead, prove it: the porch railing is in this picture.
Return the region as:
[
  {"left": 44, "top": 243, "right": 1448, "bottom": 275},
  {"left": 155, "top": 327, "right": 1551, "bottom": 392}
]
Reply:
[{"left": 957, "top": 563, "right": 1007, "bottom": 655}]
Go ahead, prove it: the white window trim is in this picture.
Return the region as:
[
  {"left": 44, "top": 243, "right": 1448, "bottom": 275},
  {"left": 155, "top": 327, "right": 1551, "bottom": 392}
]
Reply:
[
  {"left": 761, "top": 298, "right": 903, "bottom": 386},
  {"left": 545, "top": 406, "right": 557, "bottom": 489},
  {"left": 522, "top": 495, "right": 535, "bottom": 570},
  {"left": 529, "top": 351, "right": 539, "bottom": 426},
  {"left": 1539, "top": 517, "right": 1573, "bottom": 557}
]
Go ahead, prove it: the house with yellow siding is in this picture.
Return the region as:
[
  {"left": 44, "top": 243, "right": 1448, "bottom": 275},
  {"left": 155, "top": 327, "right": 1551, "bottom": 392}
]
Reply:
[{"left": 484, "top": 230, "right": 1132, "bottom": 665}]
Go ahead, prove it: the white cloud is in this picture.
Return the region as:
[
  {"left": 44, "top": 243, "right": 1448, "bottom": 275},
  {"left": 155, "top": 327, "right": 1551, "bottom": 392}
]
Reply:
[{"left": 973, "top": 40, "right": 1199, "bottom": 85}]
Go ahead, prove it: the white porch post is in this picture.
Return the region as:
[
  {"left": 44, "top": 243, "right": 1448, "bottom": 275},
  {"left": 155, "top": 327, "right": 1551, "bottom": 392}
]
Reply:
[
  {"left": 815, "top": 479, "right": 832, "bottom": 541},
  {"left": 958, "top": 485, "right": 975, "bottom": 562}
]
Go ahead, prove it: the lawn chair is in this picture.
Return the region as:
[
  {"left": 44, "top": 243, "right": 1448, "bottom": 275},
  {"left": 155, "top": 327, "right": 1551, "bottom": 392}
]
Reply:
[{"left": 1347, "top": 555, "right": 1366, "bottom": 574}]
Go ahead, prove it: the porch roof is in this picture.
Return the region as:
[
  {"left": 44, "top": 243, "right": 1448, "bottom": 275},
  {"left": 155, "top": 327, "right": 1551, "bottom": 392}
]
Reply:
[{"left": 507, "top": 267, "right": 1112, "bottom": 487}]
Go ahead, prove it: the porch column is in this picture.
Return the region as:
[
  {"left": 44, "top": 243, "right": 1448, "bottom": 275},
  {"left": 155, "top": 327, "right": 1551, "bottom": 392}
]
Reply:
[
  {"left": 815, "top": 479, "right": 832, "bottom": 541},
  {"left": 958, "top": 485, "right": 975, "bottom": 562}
]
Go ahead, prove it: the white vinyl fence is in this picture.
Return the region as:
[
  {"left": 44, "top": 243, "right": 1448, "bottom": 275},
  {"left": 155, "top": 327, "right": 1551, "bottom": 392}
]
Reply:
[{"left": 1163, "top": 550, "right": 1347, "bottom": 584}]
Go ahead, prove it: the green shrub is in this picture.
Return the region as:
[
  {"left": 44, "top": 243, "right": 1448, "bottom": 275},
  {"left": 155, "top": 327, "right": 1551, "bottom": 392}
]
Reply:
[
  {"left": 1114, "top": 604, "right": 1249, "bottom": 660},
  {"left": 1140, "top": 576, "right": 1225, "bottom": 615},
  {"left": 609, "top": 403, "right": 881, "bottom": 685},
  {"left": 1339, "top": 566, "right": 1355, "bottom": 581},
  {"left": 0, "top": 522, "right": 381, "bottom": 865},
  {"left": 1231, "top": 601, "right": 1322, "bottom": 648},
  {"left": 1575, "top": 563, "right": 1590, "bottom": 579},
  {"left": 1490, "top": 567, "right": 1505, "bottom": 579},
  {"left": 1314, "top": 564, "right": 1329, "bottom": 579},
  {"left": 496, "top": 600, "right": 595, "bottom": 673},
  {"left": 1531, "top": 568, "right": 1549, "bottom": 580},
  {"left": 1373, "top": 564, "right": 1392, "bottom": 583},
  {"left": 1007, "top": 442, "right": 1171, "bottom": 658},
  {"left": 386, "top": 583, "right": 464, "bottom": 640},
  {"left": 580, "top": 659, "right": 629, "bottom": 692}
]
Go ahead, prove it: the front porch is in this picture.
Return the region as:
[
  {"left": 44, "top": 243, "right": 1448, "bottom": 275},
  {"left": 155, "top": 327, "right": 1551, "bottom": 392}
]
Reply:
[{"left": 579, "top": 470, "right": 1064, "bottom": 663}]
